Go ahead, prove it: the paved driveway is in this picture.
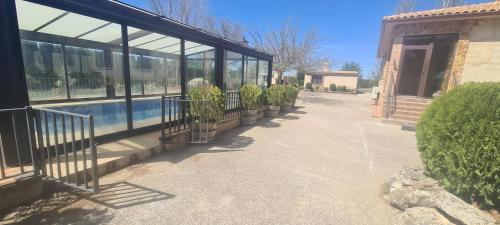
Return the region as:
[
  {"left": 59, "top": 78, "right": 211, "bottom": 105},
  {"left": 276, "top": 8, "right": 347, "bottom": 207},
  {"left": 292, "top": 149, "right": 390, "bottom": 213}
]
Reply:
[{"left": 10, "top": 92, "right": 422, "bottom": 225}]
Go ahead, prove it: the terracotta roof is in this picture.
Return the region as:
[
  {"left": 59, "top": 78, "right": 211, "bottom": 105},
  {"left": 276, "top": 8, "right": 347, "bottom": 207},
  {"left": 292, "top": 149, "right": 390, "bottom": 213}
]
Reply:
[{"left": 384, "top": 2, "right": 500, "bottom": 21}]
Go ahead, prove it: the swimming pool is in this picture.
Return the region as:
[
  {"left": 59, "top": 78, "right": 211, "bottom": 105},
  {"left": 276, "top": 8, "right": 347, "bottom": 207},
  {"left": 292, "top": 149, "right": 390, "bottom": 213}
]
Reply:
[{"left": 45, "top": 98, "right": 177, "bottom": 135}]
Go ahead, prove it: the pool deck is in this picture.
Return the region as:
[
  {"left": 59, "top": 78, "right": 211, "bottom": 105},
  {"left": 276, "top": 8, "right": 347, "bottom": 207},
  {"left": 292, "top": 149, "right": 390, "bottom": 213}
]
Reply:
[{"left": 1, "top": 116, "right": 240, "bottom": 190}]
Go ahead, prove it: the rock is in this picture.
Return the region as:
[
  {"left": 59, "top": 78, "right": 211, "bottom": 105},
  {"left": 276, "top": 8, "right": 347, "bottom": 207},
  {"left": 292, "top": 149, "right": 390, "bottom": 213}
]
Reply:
[
  {"left": 434, "top": 190, "right": 496, "bottom": 225},
  {"left": 390, "top": 180, "right": 404, "bottom": 193},
  {"left": 387, "top": 186, "right": 415, "bottom": 210},
  {"left": 387, "top": 187, "right": 436, "bottom": 210},
  {"left": 393, "top": 207, "right": 454, "bottom": 225},
  {"left": 407, "top": 190, "right": 436, "bottom": 208},
  {"left": 414, "top": 177, "right": 440, "bottom": 191},
  {"left": 401, "top": 167, "right": 426, "bottom": 181}
]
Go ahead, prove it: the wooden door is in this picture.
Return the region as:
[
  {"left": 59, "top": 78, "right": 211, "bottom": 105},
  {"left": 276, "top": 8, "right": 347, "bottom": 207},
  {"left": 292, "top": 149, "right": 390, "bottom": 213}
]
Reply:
[{"left": 396, "top": 44, "right": 433, "bottom": 97}]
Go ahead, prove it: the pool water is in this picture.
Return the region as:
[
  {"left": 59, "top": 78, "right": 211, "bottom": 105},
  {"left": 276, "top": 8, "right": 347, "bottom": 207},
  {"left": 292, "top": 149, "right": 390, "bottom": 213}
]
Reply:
[{"left": 46, "top": 98, "right": 178, "bottom": 135}]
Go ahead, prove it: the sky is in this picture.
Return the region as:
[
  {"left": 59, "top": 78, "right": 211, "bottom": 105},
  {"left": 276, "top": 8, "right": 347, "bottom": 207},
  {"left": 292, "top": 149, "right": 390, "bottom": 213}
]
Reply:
[{"left": 123, "top": 0, "right": 489, "bottom": 77}]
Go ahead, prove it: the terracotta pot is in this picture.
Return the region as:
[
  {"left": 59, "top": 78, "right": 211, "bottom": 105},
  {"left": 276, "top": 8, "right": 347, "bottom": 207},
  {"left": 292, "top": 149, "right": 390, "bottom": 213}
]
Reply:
[
  {"left": 192, "top": 121, "right": 218, "bottom": 142},
  {"left": 264, "top": 105, "right": 280, "bottom": 118},
  {"left": 241, "top": 109, "right": 258, "bottom": 125}
]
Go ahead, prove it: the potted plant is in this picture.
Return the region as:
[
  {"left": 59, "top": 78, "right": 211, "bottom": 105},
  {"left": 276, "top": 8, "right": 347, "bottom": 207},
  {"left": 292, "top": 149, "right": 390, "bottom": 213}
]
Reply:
[
  {"left": 240, "top": 84, "right": 262, "bottom": 125},
  {"left": 281, "top": 85, "right": 298, "bottom": 112},
  {"left": 257, "top": 89, "right": 267, "bottom": 119},
  {"left": 188, "top": 85, "right": 224, "bottom": 142},
  {"left": 264, "top": 85, "right": 283, "bottom": 118}
]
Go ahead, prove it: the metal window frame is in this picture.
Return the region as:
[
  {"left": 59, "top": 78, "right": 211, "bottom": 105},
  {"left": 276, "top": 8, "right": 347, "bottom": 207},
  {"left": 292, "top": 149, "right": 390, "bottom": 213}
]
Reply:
[{"left": 5, "top": 0, "right": 274, "bottom": 144}]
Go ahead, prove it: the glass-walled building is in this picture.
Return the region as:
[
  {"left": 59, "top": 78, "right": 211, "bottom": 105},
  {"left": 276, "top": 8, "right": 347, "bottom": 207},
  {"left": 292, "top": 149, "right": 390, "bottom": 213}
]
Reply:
[{"left": 2, "top": 0, "right": 272, "bottom": 138}]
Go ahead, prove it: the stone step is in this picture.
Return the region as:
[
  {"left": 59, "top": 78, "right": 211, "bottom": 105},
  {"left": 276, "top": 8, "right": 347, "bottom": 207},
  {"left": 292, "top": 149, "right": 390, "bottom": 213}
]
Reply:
[
  {"left": 397, "top": 96, "right": 433, "bottom": 103},
  {"left": 397, "top": 101, "right": 430, "bottom": 108},
  {"left": 396, "top": 105, "right": 428, "bottom": 113},
  {"left": 393, "top": 110, "right": 422, "bottom": 117}
]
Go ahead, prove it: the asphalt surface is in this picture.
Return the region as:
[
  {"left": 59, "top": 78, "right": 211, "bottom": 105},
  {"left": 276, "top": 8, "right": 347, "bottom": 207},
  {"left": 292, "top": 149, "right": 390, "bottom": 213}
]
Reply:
[{"left": 13, "top": 92, "right": 422, "bottom": 225}]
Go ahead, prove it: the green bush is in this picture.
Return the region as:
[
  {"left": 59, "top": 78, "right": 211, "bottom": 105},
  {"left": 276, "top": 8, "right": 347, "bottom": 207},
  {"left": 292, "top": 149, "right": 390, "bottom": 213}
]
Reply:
[
  {"left": 188, "top": 85, "right": 224, "bottom": 122},
  {"left": 329, "top": 83, "right": 336, "bottom": 91},
  {"left": 260, "top": 89, "right": 268, "bottom": 106},
  {"left": 416, "top": 82, "right": 500, "bottom": 208},
  {"left": 283, "top": 85, "right": 298, "bottom": 103},
  {"left": 240, "top": 84, "right": 262, "bottom": 110},
  {"left": 267, "top": 85, "right": 284, "bottom": 106},
  {"left": 305, "top": 82, "right": 313, "bottom": 91},
  {"left": 336, "top": 86, "right": 347, "bottom": 92}
]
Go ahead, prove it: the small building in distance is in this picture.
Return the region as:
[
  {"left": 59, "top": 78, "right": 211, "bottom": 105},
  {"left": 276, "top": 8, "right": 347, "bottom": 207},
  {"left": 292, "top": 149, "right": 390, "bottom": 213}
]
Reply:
[{"left": 304, "top": 71, "right": 359, "bottom": 92}]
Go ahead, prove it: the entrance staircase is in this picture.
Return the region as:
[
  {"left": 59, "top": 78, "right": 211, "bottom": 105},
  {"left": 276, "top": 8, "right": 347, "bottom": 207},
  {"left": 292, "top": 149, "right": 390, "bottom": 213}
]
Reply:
[{"left": 387, "top": 96, "right": 432, "bottom": 126}]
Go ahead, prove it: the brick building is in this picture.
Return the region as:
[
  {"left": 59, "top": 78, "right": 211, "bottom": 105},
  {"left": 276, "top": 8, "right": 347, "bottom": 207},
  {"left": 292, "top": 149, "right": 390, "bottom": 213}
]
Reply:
[{"left": 373, "top": 1, "right": 500, "bottom": 124}]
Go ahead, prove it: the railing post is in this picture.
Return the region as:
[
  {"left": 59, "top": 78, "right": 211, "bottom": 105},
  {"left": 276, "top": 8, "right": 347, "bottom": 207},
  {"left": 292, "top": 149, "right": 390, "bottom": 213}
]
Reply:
[
  {"left": 161, "top": 95, "right": 165, "bottom": 142},
  {"left": 89, "top": 115, "right": 99, "bottom": 193},
  {"left": 24, "top": 107, "right": 39, "bottom": 176}
]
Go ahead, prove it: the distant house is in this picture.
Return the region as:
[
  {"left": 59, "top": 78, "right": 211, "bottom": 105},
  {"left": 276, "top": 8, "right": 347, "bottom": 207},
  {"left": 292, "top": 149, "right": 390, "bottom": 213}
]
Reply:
[
  {"left": 373, "top": 1, "right": 500, "bottom": 124},
  {"left": 304, "top": 71, "right": 359, "bottom": 91}
]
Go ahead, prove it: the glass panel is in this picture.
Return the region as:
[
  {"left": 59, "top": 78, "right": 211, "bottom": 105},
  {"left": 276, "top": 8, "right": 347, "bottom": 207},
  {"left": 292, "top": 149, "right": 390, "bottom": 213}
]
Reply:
[
  {"left": 258, "top": 60, "right": 269, "bottom": 88},
  {"left": 21, "top": 40, "right": 66, "bottom": 100},
  {"left": 65, "top": 46, "right": 107, "bottom": 98},
  {"left": 131, "top": 96, "right": 163, "bottom": 129},
  {"left": 244, "top": 56, "right": 257, "bottom": 85},
  {"left": 16, "top": 0, "right": 127, "bottom": 135},
  {"left": 128, "top": 27, "right": 181, "bottom": 128},
  {"left": 16, "top": 0, "right": 66, "bottom": 31},
  {"left": 224, "top": 51, "right": 243, "bottom": 90},
  {"left": 38, "top": 13, "right": 109, "bottom": 37},
  {"left": 185, "top": 41, "right": 216, "bottom": 91}
]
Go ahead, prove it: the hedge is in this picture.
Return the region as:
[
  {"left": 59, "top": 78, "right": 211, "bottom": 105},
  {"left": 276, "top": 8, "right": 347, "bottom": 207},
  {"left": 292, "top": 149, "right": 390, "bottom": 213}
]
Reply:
[{"left": 416, "top": 82, "right": 499, "bottom": 208}]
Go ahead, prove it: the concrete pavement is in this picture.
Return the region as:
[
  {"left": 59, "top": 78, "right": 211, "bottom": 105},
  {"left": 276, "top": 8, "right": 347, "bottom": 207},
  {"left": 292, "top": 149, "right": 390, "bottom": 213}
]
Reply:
[{"left": 9, "top": 92, "right": 422, "bottom": 225}]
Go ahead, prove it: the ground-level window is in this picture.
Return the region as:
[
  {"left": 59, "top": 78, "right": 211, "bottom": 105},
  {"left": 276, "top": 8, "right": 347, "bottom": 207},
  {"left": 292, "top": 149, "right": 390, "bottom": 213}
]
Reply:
[
  {"left": 15, "top": 0, "right": 127, "bottom": 134},
  {"left": 257, "top": 60, "right": 269, "bottom": 88},
  {"left": 244, "top": 56, "right": 257, "bottom": 85},
  {"left": 127, "top": 26, "right": 182, "bottom": 128},
  {"left": 185, "top": 41, "right": 216, "bottom": 91},
  {"left": 224, "top": 50, "right": 243, "bottom": 90}
]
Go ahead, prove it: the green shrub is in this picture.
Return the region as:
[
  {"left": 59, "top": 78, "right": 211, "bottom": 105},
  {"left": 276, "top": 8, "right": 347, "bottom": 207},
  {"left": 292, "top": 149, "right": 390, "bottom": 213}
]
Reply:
[
  {"left": 416, "top": 82, "right": 500, "bottom": 208},
  {"left": 283, "top": 85, "right": 298, "bottom": 103},
  {"left": 260, "top": 89, "right": 268, "bottom": 106},
  {"left": 305, "top": 82, "right": 313, "bottom": 91},
  {"left": 267, "top": 85, "right": 284, "bottom": 106},
  {"left": 336, "top": 86, "right": 347, "bottom": 92},
  {"left": 240, "top": 84, "right": 262, "bottom": 110},
  {"left": 188, "top": 85, "right": 224, "bottom": 122},
  {"left": 329, "top": 83, "right": 336, "bottom": 91}
]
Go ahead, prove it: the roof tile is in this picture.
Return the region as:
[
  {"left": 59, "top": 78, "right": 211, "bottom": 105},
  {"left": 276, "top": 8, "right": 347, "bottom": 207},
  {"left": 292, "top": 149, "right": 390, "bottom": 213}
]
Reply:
[{"left": 384, "top": 2, "right": 500, "bottom": 21}]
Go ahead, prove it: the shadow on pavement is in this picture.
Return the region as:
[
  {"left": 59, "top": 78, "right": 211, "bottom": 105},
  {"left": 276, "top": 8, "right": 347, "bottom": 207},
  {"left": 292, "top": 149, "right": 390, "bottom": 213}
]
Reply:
[
  {"left": 86, "top": 182, "right": 175, "bottom": 210},
  {"left": 1, "top": 190, "right": 113, "bottom": 225}
]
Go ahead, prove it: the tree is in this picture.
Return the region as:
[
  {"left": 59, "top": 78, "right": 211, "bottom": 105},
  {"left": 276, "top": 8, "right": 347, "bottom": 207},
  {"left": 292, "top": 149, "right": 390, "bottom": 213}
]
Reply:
[
  {"left": 440, "top": 0, "right": 463, "bottom": 8},
  {"left": 395, "top": 0, "right": 416, "bottom": 14},
  {"left": 340, "top": 61, "right": 362, "bottom": 75},
  {"left": 248, "top": 18, "right": 322, "bottom": 81},
  {"left": 148, "top": 0, "right": 244, "bottom": 42},
  {"left": 218, "top": 19, "right": 245, "bottom": 42}
]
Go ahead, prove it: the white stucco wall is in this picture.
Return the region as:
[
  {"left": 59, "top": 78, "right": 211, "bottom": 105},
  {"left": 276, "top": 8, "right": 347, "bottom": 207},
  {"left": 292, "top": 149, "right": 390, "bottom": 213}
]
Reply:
[
  {"left": 323, "top": 76, "right": 358, "bottom": 90},
  {"left": 461, "top": 18, "right": 500, "bottom": 83}
]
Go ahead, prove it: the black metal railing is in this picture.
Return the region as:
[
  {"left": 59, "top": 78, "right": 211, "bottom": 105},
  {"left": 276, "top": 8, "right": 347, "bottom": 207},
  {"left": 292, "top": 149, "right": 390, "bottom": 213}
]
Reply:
[
  {"left": 224, "top": 89, "right": 241, "bottom": 119},
  {"left": 0, "top": 107, "right": 99, "bottom": 193},
  {"left": 384, "top": 72, "right": 398, "bottom": 119},
  {"left": 0, "top": 108, "right": 38, "bottom": 179},
  {"left": 160, "top": 96, "right": 210, "bottom": 144},
  {"left": 160, "top": 96, "right": 189, "bottom": 138}
]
